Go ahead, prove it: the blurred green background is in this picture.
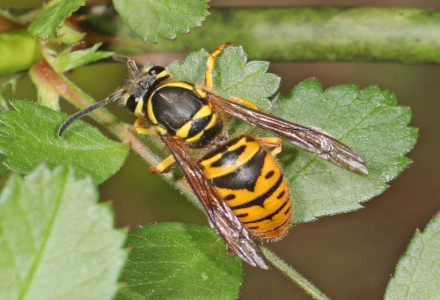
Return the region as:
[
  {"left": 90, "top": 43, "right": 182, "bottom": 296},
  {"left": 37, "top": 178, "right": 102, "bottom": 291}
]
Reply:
[{"left": 2, "top": 0, "right": 440, "bottom": 299}]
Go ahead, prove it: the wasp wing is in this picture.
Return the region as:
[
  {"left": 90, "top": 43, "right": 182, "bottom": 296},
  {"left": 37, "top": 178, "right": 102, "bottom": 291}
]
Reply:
[
  {"left": 207, "top": 94, "right": 368, "bottom": 175},
  {"left": 160, "top": 134, "right": 269, "bottom": 269}
]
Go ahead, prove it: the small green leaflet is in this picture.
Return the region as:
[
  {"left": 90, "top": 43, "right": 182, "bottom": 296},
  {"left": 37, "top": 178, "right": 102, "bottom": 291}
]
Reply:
[
  {"left": 0, "top": 165, "right": 127, "bottom": 300},
  {"left": 167, "top": 49, "right": 209, "bottom": 86},
  {"left": 0, "top": 100, "right": 129, "bottom": 184},
  {"left": 167, "top": 46, "right": 417, "bottom": 224},
  {"left": 30, "top": 43, "right": 112, "bottom": 111},
  {"left": 113, "top": 0, "right": 210, "bottom": 43},
  {"left": 116, "top": 223, "right": 243, "bottom": 300},
  {"left": 167, "top": 46, "right": 280, "bottom": 110},
  {"left": 28, "top": 0, "right": 85, "bottom": 39},
  {"left": 385, "top": 210, "right": 440, "bottom": 299},
  {"left": 50, "top": 43, "right": 113, "bottom": 73}
]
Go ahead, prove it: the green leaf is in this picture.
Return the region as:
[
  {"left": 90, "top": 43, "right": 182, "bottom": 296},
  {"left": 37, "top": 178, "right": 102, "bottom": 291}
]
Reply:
[
  {"left": 0, "top": 164, "right": 127, "bottom": 300},
  {"left": 113, "top": 0, "right": 209, "bottom": 43},
  {"left": 167, "top": 45, "right": 280, "bottom": 110},
  {"left": 0, "top": 155, "right": 6, "bottom": 177},
  {"left": 167, "top": 49, "right": 209, "bottom": 86},
  {"left": 28, "top": 0, "right": 85, "bottom": 39},
  {"left": 385, "top": 210, "right": 440, "bottom": 299},
  {"left": 210, "top": 46, "right": 279, "bottom": 110},
  {"left": 51, "top": 43, "right": 113, "bottom": 73},
  {"left": 116, "top": 223, "right": 243, "bottom": 300},
  {"left": 273, "top": 79, "right": 418, "bottom": 223},
  {"left": 0, "top": 100, "right": 129, "bottom": 184}
]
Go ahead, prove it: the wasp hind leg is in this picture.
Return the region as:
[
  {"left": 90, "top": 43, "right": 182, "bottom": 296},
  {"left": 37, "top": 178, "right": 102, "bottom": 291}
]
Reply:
[
  {"left": 205, "top": 43, "right": 232, "bottom": 89},
  {"left": 258, "top": 137, "right": 282, "bottom": 156},
  {"left": 150, "top": 154, "right": 176, "bottom": 173},
  {"left": 205, "top": 43, "right": 262, "bottom": 111},
  {"left": 230, "top": 96, "right": 261, "bottom": 111}
]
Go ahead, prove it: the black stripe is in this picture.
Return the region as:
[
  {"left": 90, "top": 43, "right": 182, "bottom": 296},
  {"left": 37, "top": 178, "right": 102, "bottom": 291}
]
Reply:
[
  {"left": 224, "top": 194, "right": 236, "bottom": 201},
  {"left": 212, "top": 148, "right": 265, "bottom": 191},
  {"left": 265, "top": 170, "right": 275, "bottom": 179},
  {"left": 257, "top": 214, "right": 291, "bottom": 234},
  {"left": 277, "top": 190, "right": 285, "bottom": 199},
  {"left": 187, "top": 115, "right": 210, "bottom": 138},
  {"left": 284, "top": 202, "right": 292, "bottom": 215},
  {"left": 242, "top": 196, "right": 290, "bottom": 224},
  {"left": 211, "top": 145, "right": 246, "bottom": 168},
  {"left": 188, "top": 113, "right": 223, "bottom": 149},
  {"left": 230, "top": 175, "right": 284, "bottom": 210}
]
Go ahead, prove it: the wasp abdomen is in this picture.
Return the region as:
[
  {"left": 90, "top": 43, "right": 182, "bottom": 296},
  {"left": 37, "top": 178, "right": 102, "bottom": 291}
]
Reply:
[{"left": 200, "top": 135, "right": 292, "bottom": 239}]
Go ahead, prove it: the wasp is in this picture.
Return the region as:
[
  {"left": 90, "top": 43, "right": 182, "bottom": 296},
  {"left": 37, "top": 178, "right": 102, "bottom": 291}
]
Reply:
[{"left": 58, "top": 43, "right": 367, "bottom": 269}]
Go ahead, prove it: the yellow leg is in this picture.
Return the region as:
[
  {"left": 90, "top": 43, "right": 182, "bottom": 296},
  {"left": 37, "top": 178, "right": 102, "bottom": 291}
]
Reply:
[
  {"left": 205, "top": 42, "right": 232, "bottom": 89},
  {"left": 182, "top": 177, "right": 191, "bottom": 190},
  {"left": 258, "top": 137, "right": 282, "bottom": 156},
  {"left": 133, "top": 118, "right": 154, "bottom": 134},
  {"left": 150, "top": 154, "right": 176, "bottom": 173},
  {"left": 230, "top": 96, "right": 260, "bottom": 111}
]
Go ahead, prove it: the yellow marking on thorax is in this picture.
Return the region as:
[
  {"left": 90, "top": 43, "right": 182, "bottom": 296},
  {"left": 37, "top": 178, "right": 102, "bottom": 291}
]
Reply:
[
  {"left": 161, "top": 81, "right": 195, "bottom": 90},
  {"left": 185, "top": 131, "right": 204, "bottom": 143},
  {"left": 134, "top": 98, "right": 144, "bottom": 117},
  {"left": 156, "top": 69, "right": 171, "bottom": 79},
  {"left": 147, "top": 95, "right": 157, "bottom": 124},
  {"left": 205, "top": 113, "right": 217, "bottom": 130},
  {"left": 193, "top": 105, "right": 212, "bottom": 119},
  {"left": 176, "top": 121, "right": 192, "bottom": 138}
]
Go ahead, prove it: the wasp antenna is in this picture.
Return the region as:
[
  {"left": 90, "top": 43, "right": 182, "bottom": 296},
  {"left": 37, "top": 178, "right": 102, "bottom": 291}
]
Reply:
[
  {"left": 112, "top": 54, "right": 139, "bottom": 76},
  {"left": 112, "top": 54, "right": 130, "bottom": 63},
  {"left": 58, "top": 89, "right": 125, "bottom": 137}
]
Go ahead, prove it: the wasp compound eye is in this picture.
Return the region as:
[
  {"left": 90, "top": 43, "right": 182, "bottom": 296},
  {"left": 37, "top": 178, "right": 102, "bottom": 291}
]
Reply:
[
  {"left": 125, "top": 95, "right": 139, "bottom": 113},
  {"left": 148, "top": 66, "right": 165, "bottom": 77}
]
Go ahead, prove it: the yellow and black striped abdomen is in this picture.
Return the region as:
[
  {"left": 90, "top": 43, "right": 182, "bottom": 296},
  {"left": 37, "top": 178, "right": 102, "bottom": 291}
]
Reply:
[{"left": 200, "top": 135, "right": 292, "bottom": 239}]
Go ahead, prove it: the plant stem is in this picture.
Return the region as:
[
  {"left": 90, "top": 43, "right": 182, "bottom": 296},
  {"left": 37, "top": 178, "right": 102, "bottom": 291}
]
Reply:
[
  {"left": 260, "top": 245, "right": 331, "bottom": 300},
  {"left": 2, "top": 7, "right": 440, "bottom": 76},
  {"left": 97, "top": 7, "right": 440, "bottom": 63}
]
